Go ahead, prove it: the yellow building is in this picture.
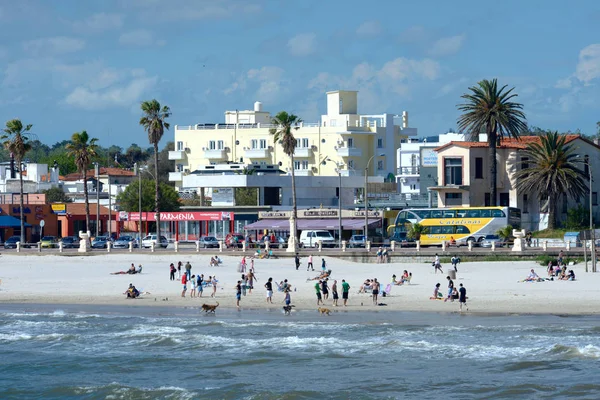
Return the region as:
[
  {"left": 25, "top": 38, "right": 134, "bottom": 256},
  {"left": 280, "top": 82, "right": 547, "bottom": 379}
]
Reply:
[{"left": 169, "top": 90, "right": 417, "bottom": 189}]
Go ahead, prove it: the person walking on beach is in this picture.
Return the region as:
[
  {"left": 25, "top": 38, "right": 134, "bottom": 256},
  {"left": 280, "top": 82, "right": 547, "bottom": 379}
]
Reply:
[
  {"left": 444, "top": 276, "right": 454, "bottom": 302},
  {"left": 341, "top": 279, "right": 350, "bottom": 306},
  {"left": 372, "top": 278, "right": 380, "bottom": 305},
  {"left": 235, "top": 280, "right": 242, "bottom": 309},
  {"left": 197, "top": 274, "right": 204, "bottom": 297},
  {"left": 185, "top": 262, "right": 192, "bottom": 281},
  {"left": 307, "top": 254, "right": 314, "bottom": 271},
  {"left": 265, "top": 277, "right": 273, "bottom": 303},
  {"left": 433, "top": 254, "right": 443, "bottom": 274},
  {"left": 315, "top": 280, "right": 323, "bottom": 305},
  {"left": 459, "top": 283, "right": 467, "bottom": 311},
  {"left": 181, "top": 273, "right": 188, "bottom": 298},
  {"left": 177, "top": 261, "right": 182, "bottom": 279},
  {"left": 321, "top": 258, "right": 327, "bottom": 273},
  {"left": 190, "top": 275, "right": 197, "bottom": 298},
  {"left": 331, "top": 279, "right": 339, "bottom": 306},
  {"left": 246, "top": 270, "right": 256, "bottom": 294},
  {"left": 295, "top": 254, "right": 300, "bottom": 270},
  {"left": 451, "top": 255, "right": 460, "bottom": 272},
  {"left": 169, "top": 263, "right": 176, "bottom": 281},
  {"left": 211, "top": 276, "right": 218, "bottom": 298},
  {"left": 284, "top": 285, "right": 292, "bottom": 307}
]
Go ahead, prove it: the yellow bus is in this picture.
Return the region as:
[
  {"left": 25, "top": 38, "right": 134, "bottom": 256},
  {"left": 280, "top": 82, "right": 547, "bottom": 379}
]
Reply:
[{"left": 388, "top": 206, "right": 521, "bottom": 246}]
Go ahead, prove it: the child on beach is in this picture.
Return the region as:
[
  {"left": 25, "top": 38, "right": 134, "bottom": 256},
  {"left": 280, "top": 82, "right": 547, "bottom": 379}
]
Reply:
[
  {"left": 181, "top": 273, "right": 187, "bottom": 297},
  {"left": 430, "top": 283, "right": 442, "bottom": 300},
  {"left": 197, "top": 274, "right": 204, "bottom": 297}
]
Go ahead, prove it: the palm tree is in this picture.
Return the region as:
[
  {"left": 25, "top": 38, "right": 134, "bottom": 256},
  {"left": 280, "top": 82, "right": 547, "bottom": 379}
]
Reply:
[
  {"left": 270, "top": 111, "right": 302, "bottom": 250},
  {"left": 496, "top": 225, "right": 514, "bottom": 244},
  {"left": 407, "top": 223, "right": 428, "bottom": 241},
  {"left": 66, "top": 131, "right": 98, "bottom": 234},
  {"left": 514, "top": 132, "right": 588, "bottom": 230},
  {"left": 2, "top": 119, "right": 32, "bottom": 244},
  {"left": 457, "top": 79, "right": 528, "bottom": 206},
  {"left": 139, "top": 99, "right": 171, "bottom": 240}
]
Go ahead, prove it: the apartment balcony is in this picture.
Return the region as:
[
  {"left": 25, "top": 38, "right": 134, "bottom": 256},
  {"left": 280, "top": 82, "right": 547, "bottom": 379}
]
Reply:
[
  {"left": 203, "top": 148, "right": 227, "bottom": 160},
  {"left": 169, "top": 172, "right": 183, "bottom": 181},
  {"left": 244, "top": 148, "right": 270, "bottom": 158},
  {"left": 168, "top": 150, "right": 186, "bottom": 160},
  {"left": 397, "top": 166, "right": 420, "bottom": 176},
  {"left": 336, "top": 147, "right": 362, "bottom": 157},
  {"left": 339, "top": 169, "right": 360, "bottom": 177},
  {"left": 295, "top": 147, "right": 313, "bottom": 158},
  {"left": 294, "top": 169, "right": 313, "bottom": 176}
]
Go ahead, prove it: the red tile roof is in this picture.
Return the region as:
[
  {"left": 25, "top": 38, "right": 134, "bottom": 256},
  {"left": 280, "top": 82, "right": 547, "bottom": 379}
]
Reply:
[
  {"left": 61, "top": 167, "right": 135, "bottom": 181},
  {"left": 434, "top": 135, "right": 584, "bottom": 152}
]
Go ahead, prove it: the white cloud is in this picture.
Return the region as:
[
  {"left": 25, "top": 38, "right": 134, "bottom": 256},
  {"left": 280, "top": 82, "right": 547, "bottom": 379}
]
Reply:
[
  {"left": 126, "top": 0, "right": 260, "bottom": 21},
  {"left": 73, "top": 13, "right": 124, "bottom": 33},
  {"left": 554, "top": 77, "right": 573, "bottom": 89},
  {"left": 435, "top": 77, "right": 469, "bottom": 98},
  {"left": 64, "top": 70, "right": 157, "bottom": 110},
  {"left": 429, "top": 34, "right": 466, "bottom": 57},
  {"left": 575, "top": 43, "right": 600, "bottom": 84},
  {"left": 398, "top": 26, "right": 430, "bottom": 44},
  {"left": 356, "top": 20, "right": 382, "bottom": 38},
  {"left": 287, "top": 33, "right": 316, "bottom": 57},
  {"left": 23, "top": 36, "right": 85, "bottom": 56},
  {"left": 119, "top": 29, "right": 165, "bottom": 47},
  {"left": 223, "top": 66, "right": 287, "bottom": 103}
]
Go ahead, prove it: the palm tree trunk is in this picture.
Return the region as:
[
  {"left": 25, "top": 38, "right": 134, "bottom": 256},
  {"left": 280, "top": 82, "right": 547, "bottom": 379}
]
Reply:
[
  {"left": 154, "top": 142, "right": 160, "bottom": 239},
  {"left": 18, "top": 162, "right": 25, "bottom": 244},
  {"left": 548, "top": 195, "right": 557, "bottom": 230},
  {"left": 83, "top": 171, "right": 90, "bottom": 233},
  {"left": 290, "top": 154, "right": 298, "bottom": 244},
  {"left": 489, "top": 131, "right": 497, "bottom": 206}
]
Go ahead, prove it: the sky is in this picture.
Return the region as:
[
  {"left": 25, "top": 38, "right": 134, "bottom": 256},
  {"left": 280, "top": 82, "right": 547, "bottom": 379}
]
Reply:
[{"left": 1, "top": 0, "right": 599, "bottom": 148}]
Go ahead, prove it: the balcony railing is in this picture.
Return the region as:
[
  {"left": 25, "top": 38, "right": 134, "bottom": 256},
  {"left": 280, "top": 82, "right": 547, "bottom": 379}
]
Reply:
[
  {"left": 244, "top": 148, "right": 270, "bottom": 158},
  {"left": 174, "top": 119, "right": 389, "bottom": 131},
  {"left": 397, "top": 167, "right": 420, "bottom": 175},
  {"left": 294, "top": 169, "right": 313, "bottom": 176},
  {"left": 169, "top": 171, "right": 183, "bottom": 181},
  {"left": 203, "top": 149, "right": 227, "bottom": 160},
  {"left": 168, "top": 150, "right": 186, "bottom": 160},
  {"left": 336, "top": 147, "right": 362, "bottom": 157},
  {"left": 294, "top": 147, "right": 313, "bottom": 158}
]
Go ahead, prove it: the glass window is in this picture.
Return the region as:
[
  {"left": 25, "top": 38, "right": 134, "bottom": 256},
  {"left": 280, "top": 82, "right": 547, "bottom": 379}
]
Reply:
[
  {"left": 430, "top": 210, "right": 442, "bottom": 218},
  {"left": 414, "top": 210, "right": 431, "bottom": 219},
  {"left": 442, "top": 210, "right": 456, "bottom": 218},
  {"left": 302, "top": 138, "right": 309, "bottom": 148},
  {"left": 429, "top": 226, "right": 441, "bottom": 234},
  {"left": 217, "top": 140, "right": 224, "bottom": 150},
  {"left": 177, "top": 141, "right": 184, "bottom": 151},
  {"left": 251, "top": 139, "right": 258, "bottom": 149},
  {"left": 444, "top": 158, "right": 462, "bottom": 185},
  {"left": 456, "top": 209, "right": 466, "bottom": 218},
  {"left": 466, "top": 209, "right": 480, "bottom": 218},
  {"left": 377, "top": 160, "right": 384, "bottom": 170},
  {"left": 209, "top": 140, "right": 216, "bottom": 150},
  {"left": 348, "top": 160, "right": 355, "bottom": 169},
  {"left": 260, "top": 139, "right": 267, "bottom": 149},
  {"left": 475, "top": 157, "right": 483, "bottom": 179},
  {"left": 302, "top": 161, "right": 309, "bottom": 169},
  {"left": 440, "top": 226, "right": 453, "bottom": 234},
  {"left": 523, "top": 194, "right": 529, "bottom": 213},
  {"left": 348, "top": 138, "right": 354, "bottom": 148},
  {"left": 377, "top": 138, "right": 383, "bottom": 148},
  {"left": 492, "top": 209, "right": 506, "bottom": 217},
  {"left": 294, "top": 161, "right": 301, "bottom": 170},
  {"left": 480, "top": 209, "right": 492, "bottom": 218},
  {"left": 522, "top": 157, "right": 529, "bottom": 170},
  {"left": 455, "top": 226, "right": 470, "bottom": 234}
]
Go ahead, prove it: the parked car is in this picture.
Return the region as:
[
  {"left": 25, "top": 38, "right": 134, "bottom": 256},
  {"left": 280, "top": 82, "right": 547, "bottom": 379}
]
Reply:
[
  {"left": 198, "top": 236, "right": 219, "bottom": 248},
  {"left": 225, "top": 233, "right": 245, "bottom": 248},
  {"left": 259, "top": 235, "right": 288, "bottom": 249},
  {"left": 91, "top": 236, "right": 112, "bottom": 249},
  {"left": 3, "top": 236, "right": 21, "bottom": 249},
  {"left": 480, "top": 234, "right": 505, "bottom": 248},
  {"left": 40, "top": 236, "right": 58, "bottom": 248},
  {"left": 141, "top": 235, "right": 169, "bottom": 248},
  {"left": 113, "top": 235, "right": 138, "bottom": 249},
  {"left": 59, "top": 236, "right": 80, "bottom": 248},
  {"left": 299, "top": 230, "right": 336, "bottom": 248},
  {"left": 390, "top": 233, "right": 416, "bottom": 247},
  {"left": 348, "top": 235, "right": 366, "bottom": 248}
]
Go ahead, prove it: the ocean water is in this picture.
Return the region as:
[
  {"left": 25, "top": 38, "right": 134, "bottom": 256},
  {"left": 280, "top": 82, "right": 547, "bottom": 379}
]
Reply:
[{"left": 1, "top": 305, "right": 600, "bottom": 400}]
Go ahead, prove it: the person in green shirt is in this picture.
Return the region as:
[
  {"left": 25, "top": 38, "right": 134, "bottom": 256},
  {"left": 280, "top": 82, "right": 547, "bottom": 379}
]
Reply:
[
  {"left": 341, "top": 279, "right": 350, "bottom": 306},
  {"left": 315, "top": 280, "right": 323, "bottom": 305}
]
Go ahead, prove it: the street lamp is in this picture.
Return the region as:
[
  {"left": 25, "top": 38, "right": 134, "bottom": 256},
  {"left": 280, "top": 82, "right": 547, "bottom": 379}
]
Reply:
[
  {"left": 587, "top": 160, "right": 596, "bottom": 272},
  {"left": 365, "top": 153, "right": 385, "bottom": 246},
  {"left": 323, "top": 158, "right": 344, "bottom": 248},
  {"left": 94, "top": 162, "right": 100, "bottom": 237},
  {"left": 134, "top": 163, "right": 143, "bottom": 243}
]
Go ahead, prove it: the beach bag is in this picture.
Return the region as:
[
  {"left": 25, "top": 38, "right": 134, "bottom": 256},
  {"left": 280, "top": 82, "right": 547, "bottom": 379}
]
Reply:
[{"left": 432, "top": 262, "right": 435, "bottom": 267}]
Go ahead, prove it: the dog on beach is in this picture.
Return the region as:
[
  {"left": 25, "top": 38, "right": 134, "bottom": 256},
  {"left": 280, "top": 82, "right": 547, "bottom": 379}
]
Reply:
[
  {"left": 318, "top": 307, "right": 331, "bottom": 315},
  {"left": 283, "top": 305, "right": 295, "bottom": 315},
  {"left": 201, "top": 302, "right": 219, "bottom": 313}
]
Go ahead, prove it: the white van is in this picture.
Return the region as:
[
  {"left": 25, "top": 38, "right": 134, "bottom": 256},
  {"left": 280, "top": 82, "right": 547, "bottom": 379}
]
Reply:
[{"left": 299, "top": 230, "right": 336, "bottom": 248}]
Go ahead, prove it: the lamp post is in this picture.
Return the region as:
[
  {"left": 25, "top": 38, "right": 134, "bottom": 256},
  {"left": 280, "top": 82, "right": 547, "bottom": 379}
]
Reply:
[
  {"left": 134, "top": 163, "right": 143, "bottom": 243},
  {"left": 588, "top": 161, "right": 596, "bottom": 272},
  {"left": 364, "top": 153, "right": 385, "bottom": 245},
  {"left": 94, "top": 162, "right": 100, "bottom": 237}
]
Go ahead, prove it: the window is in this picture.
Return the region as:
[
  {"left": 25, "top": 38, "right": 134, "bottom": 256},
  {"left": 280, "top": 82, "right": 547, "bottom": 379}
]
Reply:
[
  {"left": 444, "top": 158, "right": 462, "bottom": 185},
  {"left": 442, "top": 210, "right": 456, "bottom": 218},
  {"left": 294, "top": 161, "right": 300, "bottom": 170},
  {"left": 444, "top": 193, "right": 462, "bottom": 205},
  {"left": 302, "top": 161, "right": 308, "bottom": 169},
  {"left": 330, "top": 119, "right": 337, "bottom": 127},
  {"left": 480, "top": 209, "right": 491, "bottom": 218},
  {"left": 475, "top": 157, "right": 483, "bottom": 179},
  {"left": 492, "top": 209, "right": 506, "bottom": 217},
  {"left": 217, "top": 140, "right": 224, "bottom": 150},
  {"left": 521, "top": 157, "right": 529, "bottom": 170},
  {"left": 429, "top": 226, "right": 442, "bottom": 234},
  {"left": 302, "top": 138, "right": 309, "bottom": 148},
  {"left": 294, "top": 161, "right": 308, "bottom": 170},
  {"left": 594, "top": 192, "right": 598, "bottom": 206},
  {"left": 209, "top": 140, "right": 216, "bottom": 150},
  {"left": 348, "top": 160, "right": 355, "bottom": 169},
  {"left": 251, "top": 139, "right": 258, "bottom": 149},
  {"left": 523, "top": 194, "right": 529, "bottom": 213},
  {"left": 176, "top": 164, "right": 183, "bottom": 172},
  {"left": 455, "top": 226, "right": 470, "bottom": 234},
  {"left": 347, "top": 138, "right": 354, "bottom": 148},
  {"left": 484, "top": 193, "right": 491, "bottom": 206},
  {"left": 465, "top": 210, "right": 480, "bottom": 218},
  {"left": 377, "top": 160, "right": 384, "bottom": 170},
  {"left": 499, "top": 193, "right": 509, "bottom": 207},
  {"left": 260, "top": 139, "right": 267, "bottom": 149},
  {"left": 377, "top": 138, "right": 383, "bottom": 148},
  {"left": 176, "top": 141, "right": 184, "bottom": 151}
]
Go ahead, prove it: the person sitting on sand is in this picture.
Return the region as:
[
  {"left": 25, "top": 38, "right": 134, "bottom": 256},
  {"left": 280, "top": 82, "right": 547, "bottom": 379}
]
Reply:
[
  {"left": 525, "top": 269, "right": 541, "bottom": 282},
  {"left": 111, "top": 264, "right": 136, "bottom": 275},
  {"left": 215, "top": 256, "right": 222, "bottom": 265},
  {"left": 210, "top": 257, "right": 218, "bottom": 267},
  {"left": 306, "top": 269, "right": 332, "bottom": 282},
  {"left": 359, "top": 279, "right": 372, "bottom": 293},
  {"left": 430, "top": 283, "right": 442, "bottom": 300},
  {"left": 136, "top": 265, "right": 142, "bottom": 274},
  {"left": 567, "top": 269, "right": 576, "bottom": 281},
  {"left": 126, "top": 284, "right": 140, "bottom": 298}
]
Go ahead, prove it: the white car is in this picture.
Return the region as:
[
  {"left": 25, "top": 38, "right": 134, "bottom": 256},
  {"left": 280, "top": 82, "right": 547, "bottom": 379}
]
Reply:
[
  {"left": 299, "top": 230, "right": 336, "bottom": 248},
  {"left": 141, "top": 235, "right": 169, "bottom": 248}
]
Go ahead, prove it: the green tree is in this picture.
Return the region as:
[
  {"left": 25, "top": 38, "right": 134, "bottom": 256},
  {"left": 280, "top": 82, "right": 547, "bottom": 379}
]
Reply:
[
  {"left": 42, "top": 187, "right": 72, "bottom": 203},
  {"left": 457, "top": 79, "right": 527, "bottom": 206},
  {"left": 514, "top": 132, "right": 588, "bottom": 230},
  {"left": 565, "top": 205, "right": 589, "bottom": 230},
  {"left": 496, "top": 225, "right": 514, "bottom": 243},
  {"left": 139, "top": 99, "right": 171, "bottom": 239},
  {"left": 407, "top": 223, "right": 428, "bottom": 241},
  {"left": 66, "top": 131, "right": 99, "bottom": 232},
  {"left": 270, "top": 111, "right": 302, "bottom": 249},
  {"left": 117, "top": 179, "right": 180, "bottom": 212},
  {"left": 2, "top": 119, "right": 33, "bottom": 243}
]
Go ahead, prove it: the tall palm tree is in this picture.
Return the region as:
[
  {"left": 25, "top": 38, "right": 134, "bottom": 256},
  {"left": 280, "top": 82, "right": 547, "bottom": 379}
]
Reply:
[
  {"left": 139, "top": 99, "right": 171, "bottom": 240},
  {"left": 66, "top": 131, "right": 99, "bottom": 234},
  {"left": 2, "top": 119, "right": 32, "bottom": 244},
  {"left": 514, "top": 132, "right": 588, "bottom": 230},
  {"left": 270, "top": 111, "right": 302, "bottom": 250},
  {"left": 457, "top": 79, "right": 527, "bottom": 206}
]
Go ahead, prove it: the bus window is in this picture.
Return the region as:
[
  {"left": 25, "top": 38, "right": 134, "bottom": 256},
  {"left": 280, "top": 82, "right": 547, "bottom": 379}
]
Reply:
[
  {"left": 442, "top": 210, "right": 456, "bottom": 218},
  {"left": 397, "top": 211, "right": 409, "bottom": 222},
  {"left": 455, "top": 226, "right": 470, "bottom": 234},
  {"left": 414, "top": 210, "right": 430, "bottom": 219},
  {"left": 456, "top": 209, "right": 467, "bottom": 218},
  {"left": 431, "top": 210, "right": 442, "bottom": 218},
  {"left": 466, "top": 209, "right": 480, "bottom": 218},
  {"left": 480, "top": 209, "right": 492, "bottom": 218},
  {"left": 427, "top": 226, "right": 440, "bottom": 234},
  {"left": 492, "top": 209, "right": 506, "bottom": 217},
  {"left": 441, "top": 226, "right": 454, "bottom": 234}
]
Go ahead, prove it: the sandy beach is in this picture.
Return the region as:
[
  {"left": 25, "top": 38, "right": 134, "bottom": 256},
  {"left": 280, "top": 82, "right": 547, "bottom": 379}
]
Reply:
[{"left": 0, "top": 253, "right": 596, "bottom": 314}]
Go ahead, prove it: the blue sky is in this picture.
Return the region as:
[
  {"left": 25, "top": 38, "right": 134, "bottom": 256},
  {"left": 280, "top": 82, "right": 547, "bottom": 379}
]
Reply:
[{"left": 1, "top": 0, "right": 599, "bottom": 148}]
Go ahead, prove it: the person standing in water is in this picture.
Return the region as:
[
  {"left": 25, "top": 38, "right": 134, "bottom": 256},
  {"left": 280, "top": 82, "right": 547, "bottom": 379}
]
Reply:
[{"left": 459, "top": 283, "right": 468, "bottom": 311}]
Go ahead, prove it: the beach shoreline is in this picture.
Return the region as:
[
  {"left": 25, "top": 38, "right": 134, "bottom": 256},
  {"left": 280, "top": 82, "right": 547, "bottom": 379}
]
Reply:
[{"left": 0, "top": 253, "right": 596, "bottom": 315}]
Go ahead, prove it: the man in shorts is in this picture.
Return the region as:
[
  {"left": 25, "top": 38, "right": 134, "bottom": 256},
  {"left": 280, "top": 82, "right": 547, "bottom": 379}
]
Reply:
[
  {"left": 331, "top": 279, "right": 339, "bottom": 306},
  {"left": 459, "top": 283, "right": 468, "bottom": 311},
  {"left": 235, "top": 280, "right": 242, "bottom": 309},
  {"left": 341, "top": 279, "right": 350, "bottom": 306},
  {"left": 315, "top": 280, "right": 323, "bottom": 305},
  {"left": 371, "top": 278, "right": 380, "bottom": 305},
  {"left": 265, "top": 277, "right": 273, "bottom": 303}
]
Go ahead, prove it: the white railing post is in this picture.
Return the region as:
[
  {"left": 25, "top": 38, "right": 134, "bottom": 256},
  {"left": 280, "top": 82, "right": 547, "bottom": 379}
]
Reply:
[
  {"left": 318, "top": 240, "right": 322, "bottom": 252},
  {"left": 542, "top": 240, "right": 548, "bottom": 251},
  {"left": 196, "top": 241, "right": 200, "bottom": 253},
  {"left": 242, "top": 241, "right": 246, "bottom": 253},
  {"left": 219, "top": 240, "right": 224, "bottom": 253},
  {"left": 366, "top": 241, "right": 371, "bottom": 252},
  {"left": 416, "top": 240, "right": 420, "bottom": 251},
  {"left": 107, "top": 242, "right": 111, "bottom": 253},
  {"left": 16, "top": 241, "right": 20, "bottom": 253},
  {"left": 491, "top": 241, "right": 496, "bottom": 251},
  {"left": 441, "top": 241, "right": 446, "bottom": 252},
  {"left": 59, "top": 242, "right": 64, "bottom": 253},
  {"left": 174, "top": 241, "right": 179, "bottom": 253},
  {"left": 391, "top": 241, "right": 396, "bottom": 252},
  {"left": 566, "top": 241, "right": 571, "bottom": 251},
  {"left": 151, "top": 242, "right": 155, "bottom": 253},
  {"left": 342, "top": 240, "right": 347, "bottom": 252},
  {"left": 38, "top": 242, "right": 42, "bottom": 252},
  {"left": 468, "top": 240, "right": 473, "bottom": 252}
]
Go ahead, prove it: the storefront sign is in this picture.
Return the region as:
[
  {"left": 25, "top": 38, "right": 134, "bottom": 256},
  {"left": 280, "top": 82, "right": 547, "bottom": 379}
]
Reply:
[
  {"left": 51, "top": 204, "right": 66, "bottom": 215},
  {"left": 126, "top": 211, "right": 235, "bottom": 222},
  {"left": 259, "top": 209, "right": 382, "bottom": 219},
  {"left": 259, "top": 211, "right": 290, "bottom": 219}
]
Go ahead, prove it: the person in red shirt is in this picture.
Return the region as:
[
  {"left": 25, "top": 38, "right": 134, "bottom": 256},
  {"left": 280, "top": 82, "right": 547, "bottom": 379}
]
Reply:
[{"left": 181, "top": 273, "right": 188, "bottom": 297}]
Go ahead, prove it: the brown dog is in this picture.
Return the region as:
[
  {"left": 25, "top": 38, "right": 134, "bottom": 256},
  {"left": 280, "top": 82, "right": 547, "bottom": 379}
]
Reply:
[
  {"left": 318, "top": 307, "right": 331, "bottom": 315},
  {"left": 283, "top": 305, "right": 295, "bottom": 315},
  {"left": 201, "top": 302, "right": 219, "bottom": 313}
]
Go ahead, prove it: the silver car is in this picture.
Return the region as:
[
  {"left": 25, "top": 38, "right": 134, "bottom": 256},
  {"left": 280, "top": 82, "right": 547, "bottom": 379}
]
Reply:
[
  {"left": 113, "top": 235, "right": 138, "bottom": 249},
  {"left": 480, "top": 234, "right": 505, "bottom": 248},
  {"left": 348, "top": 235, "right": 366, "bottom": 248}
]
